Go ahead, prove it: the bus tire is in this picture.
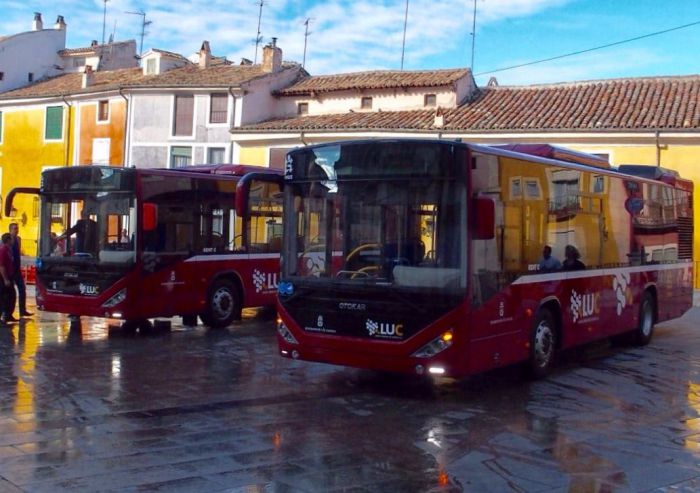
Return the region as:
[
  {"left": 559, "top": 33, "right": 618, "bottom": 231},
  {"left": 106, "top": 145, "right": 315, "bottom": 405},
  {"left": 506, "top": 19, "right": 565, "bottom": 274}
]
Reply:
[
  {"left": 634, "top": 291, "right": 655, "bottom": 346},
  {"left": 201, "top": 279, "right": 240, "bottom": 328},
  {"left": 528, "top": 308, "right": 557, "bottom": 379}
]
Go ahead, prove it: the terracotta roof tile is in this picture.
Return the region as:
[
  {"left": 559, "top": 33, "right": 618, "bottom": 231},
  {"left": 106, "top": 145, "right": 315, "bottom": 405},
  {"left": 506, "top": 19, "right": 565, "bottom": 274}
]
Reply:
[
  {"left": 237, "top": 75, "right": 700, "bottom": 133},
  {"left": 0, "top": 68, "right": 145, "bottom": 99},
  {"left": 0, "top": 63, "right": 300, "bottom": 99},
  {"left": 276, "top": 68, "right": 469, "bottom": 96}
]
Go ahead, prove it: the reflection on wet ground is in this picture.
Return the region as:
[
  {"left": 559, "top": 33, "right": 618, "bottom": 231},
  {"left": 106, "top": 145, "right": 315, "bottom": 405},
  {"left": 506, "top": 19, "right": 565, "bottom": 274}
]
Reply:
[{"left": 1, "top": 297, "right": 700, "bottom": 492}]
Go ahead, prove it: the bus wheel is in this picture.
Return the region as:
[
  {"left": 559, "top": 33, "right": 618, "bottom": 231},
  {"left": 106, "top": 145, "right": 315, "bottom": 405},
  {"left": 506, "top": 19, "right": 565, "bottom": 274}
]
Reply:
[
  {"left": 528, "top": 309, "right": 557, "bottom": 379},
  {"left": 201, "top": 279, "right": 240, "bottom": 328},
  {"left": 634, "top": 292, "right": 655, "bottom": 346}
]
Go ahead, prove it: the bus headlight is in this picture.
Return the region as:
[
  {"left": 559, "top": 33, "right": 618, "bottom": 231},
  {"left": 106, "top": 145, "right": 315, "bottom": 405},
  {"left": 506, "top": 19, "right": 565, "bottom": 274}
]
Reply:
[
  {"left": 102, "top": 289, "right": 127, "bottom": 308},
  {"left": 411, "top": 330, "right": 453, "bottom": 358},
  {"left": 278, "top": 281, "right": 294, "bottom": 296},
  {"left": 277, "top": 318, "right": 298, "bottom": 344}
]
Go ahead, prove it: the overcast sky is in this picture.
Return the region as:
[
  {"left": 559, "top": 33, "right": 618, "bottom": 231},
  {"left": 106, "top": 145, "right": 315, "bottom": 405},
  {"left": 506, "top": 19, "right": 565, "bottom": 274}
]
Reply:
[{"left": 4, "top": 0, "right": 699, "bottom": 86}]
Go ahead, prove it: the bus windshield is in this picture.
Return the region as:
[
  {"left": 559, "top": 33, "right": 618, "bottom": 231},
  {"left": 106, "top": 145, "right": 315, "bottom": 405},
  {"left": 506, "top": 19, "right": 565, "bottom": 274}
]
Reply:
[
  {"left": 283, "top": 142, "right": 467, "bottom": 295},
  {"left": 40, "top": 190, "right": 136, "bottom": 265}
]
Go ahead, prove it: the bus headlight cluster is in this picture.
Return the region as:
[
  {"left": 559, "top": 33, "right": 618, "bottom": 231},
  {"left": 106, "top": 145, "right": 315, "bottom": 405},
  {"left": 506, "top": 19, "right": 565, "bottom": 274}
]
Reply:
[
  {"left": 277, "top": 318, "right": 298, "bottom": 344},
  {"left": 102, "top": 289, "right": 127, "bottom": 308},
  {"left": 411, "top": 330, "right": 453, "bottom": 358}
]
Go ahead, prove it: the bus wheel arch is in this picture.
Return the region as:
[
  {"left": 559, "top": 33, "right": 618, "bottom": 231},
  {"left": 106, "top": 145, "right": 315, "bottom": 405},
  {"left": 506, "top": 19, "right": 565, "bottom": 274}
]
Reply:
[
  {"left": 527, "top": 301, "right": 560, "bottom": 379},
  {"left": 200, "top": 273, "right": 243, "bottom": 328}
]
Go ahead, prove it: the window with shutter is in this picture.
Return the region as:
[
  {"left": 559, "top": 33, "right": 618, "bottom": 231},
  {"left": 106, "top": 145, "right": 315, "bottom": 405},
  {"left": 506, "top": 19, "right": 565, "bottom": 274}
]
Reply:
[
  {"left": 170, "top": 146, "right": 192, "bottom": 167},
  {"left": 173, "top": 95, "right": 194, "bottom": 136},
  {"left": 269, "top": 147, "right": 294, "bottom": 170},
  {"left": 45, "top": 106, "right": 64, "bottom": 140},
  {"left": 146, "top": 58, "right": 156, "bottom": 75},
  {"left": 97, "top": 100, "right": 109, "bottom": 122},
  {"left": 207, "top": 147, "right": 226, "bottom": 163},
  {"left": 209, "top": 93, "right": 228, "bottom": 124}
]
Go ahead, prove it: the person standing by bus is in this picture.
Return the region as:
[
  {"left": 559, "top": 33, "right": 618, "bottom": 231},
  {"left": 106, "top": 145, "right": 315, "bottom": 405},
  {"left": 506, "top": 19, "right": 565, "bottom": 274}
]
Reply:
[
  {"left": 0, "top": 233, "right": 15, "bottom": 325},
  {"left": 9, "top": 223, "right": 32, "bottom": 317}
]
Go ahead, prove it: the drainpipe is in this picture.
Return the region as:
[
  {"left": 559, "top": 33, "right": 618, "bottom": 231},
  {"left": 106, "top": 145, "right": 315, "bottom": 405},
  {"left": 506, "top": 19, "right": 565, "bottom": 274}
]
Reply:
[
  {"left": 300, "top": 131, "right": 308, "bottom": 146},
  {"left": 655, "top": 130, "right": 662, "bottom": 167},
  {"left": 119, "top": 87, "right": 130, "bottom": 166},
  {"left": 228, "top": 86, "right": 237, "bottom": 162},
  {"left": 61, "top": 95, "right": 72, "bottom": 167}
]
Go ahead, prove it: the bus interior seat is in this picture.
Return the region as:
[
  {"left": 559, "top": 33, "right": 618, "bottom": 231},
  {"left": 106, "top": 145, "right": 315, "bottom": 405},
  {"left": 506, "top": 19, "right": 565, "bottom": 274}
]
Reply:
[{"left": 383, "top": 240, "right": 425, "bottom": 265}]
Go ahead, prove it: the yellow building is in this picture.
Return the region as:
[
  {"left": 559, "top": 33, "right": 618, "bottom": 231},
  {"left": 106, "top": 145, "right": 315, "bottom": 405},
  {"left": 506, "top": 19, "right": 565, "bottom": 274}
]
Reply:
[
  {"left": 230, "top": 74, "right": 700, "bottom": 286},
  {"left": 0, "top": 101, "right": 73, "bottom": 253},
  {"left": 0, "top": 68, "right": 144, "bottom": 255}
]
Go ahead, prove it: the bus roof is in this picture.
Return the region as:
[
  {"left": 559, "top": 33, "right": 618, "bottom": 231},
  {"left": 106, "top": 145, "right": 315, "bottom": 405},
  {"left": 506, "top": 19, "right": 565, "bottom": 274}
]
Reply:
[
  {"left": 493, "top": 144, "right": 610, "bottom": 168},
  {"left": 170, "top": 164, "right": 282, "bottom": 176}
]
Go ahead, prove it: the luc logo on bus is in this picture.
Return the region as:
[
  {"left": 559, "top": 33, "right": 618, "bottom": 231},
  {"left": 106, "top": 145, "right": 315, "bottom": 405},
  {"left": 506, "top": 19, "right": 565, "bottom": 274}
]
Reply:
[
  {"left": 366, "top": 318, "right": 404, "bottom": 339},
  {"left": 570, "top": 289, "right": 600, "bottom": 323},
  {"left": 253, "top": 269, "right": 278, "bottom": 293}
]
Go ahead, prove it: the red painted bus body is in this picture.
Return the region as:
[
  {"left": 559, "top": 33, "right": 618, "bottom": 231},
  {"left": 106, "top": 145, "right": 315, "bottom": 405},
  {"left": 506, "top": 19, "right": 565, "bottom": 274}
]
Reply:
[
  {"left": 276, "top": 140, "right": 693, "bottom": 379},
  {"left": 9, "top": 165, "right": 283, "bottom": 328}
]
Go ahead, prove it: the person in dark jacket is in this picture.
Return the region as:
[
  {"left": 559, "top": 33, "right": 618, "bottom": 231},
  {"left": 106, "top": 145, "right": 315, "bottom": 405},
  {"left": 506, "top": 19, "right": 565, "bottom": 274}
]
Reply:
[
  {"left": 56, "top": 210, "right": 98, "bottom": 256},
  {"left": 0, "top": 233, "right": 15, "bottom": 325},
  {"left": 9, "top": 223, "right": 32, "bottom": 317},
  {"left": 562, "top": 244, "right": 586, "bottom": 271}
]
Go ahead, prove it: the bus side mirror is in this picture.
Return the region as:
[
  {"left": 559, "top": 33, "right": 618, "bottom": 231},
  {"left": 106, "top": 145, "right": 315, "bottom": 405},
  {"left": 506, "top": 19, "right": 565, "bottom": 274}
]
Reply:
[
  {"left": 473, "top": 196, "right": 495, "bottom": 240},
  {"left": 143, "top": 202, "right": 157, "bottom": 232}
]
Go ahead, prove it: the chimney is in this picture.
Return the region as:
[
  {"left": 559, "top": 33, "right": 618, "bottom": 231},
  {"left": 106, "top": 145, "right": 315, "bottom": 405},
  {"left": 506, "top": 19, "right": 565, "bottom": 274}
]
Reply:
[
  {"left": 82, "top": 65, "right": 94, "bottom": 88},
  {"left": 32, "top": 12, "right": 43, "bottom": 31},
  {"left": 199, "top": 41, "right": 211, "bottom": 69},
  {"left": 54, "top": 15, "right": 66, "bottom": 30},
  {"left": 433, "top": 107, "right": 444, "bottom": 128},
  {"left": 262, "top": 37, "right": 282, "bottom": 73}
]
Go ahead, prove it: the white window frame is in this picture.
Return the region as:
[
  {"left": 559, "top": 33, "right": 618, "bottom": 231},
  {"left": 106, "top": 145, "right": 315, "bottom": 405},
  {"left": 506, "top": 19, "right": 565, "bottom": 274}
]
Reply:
[
  {"left": 96, "top": 100, "right": 111, "bottom": 125},
  {"left": 523, "top": 177, "right": 542, "bottom": 200},
  {"left": 170, "top": 94, "right": 197, "bottom": 139},
  {"left": 206, "top": 93, "right": 230, "bottom": 127},
  {"left": 92, "top": 138, "right": 111, "bottom": 165},
  {"left": 205, "top": 145, "right": 227, "bottom": 164},
  {"left": 168, "top": 144, "right": 193, "bottom": 168}
]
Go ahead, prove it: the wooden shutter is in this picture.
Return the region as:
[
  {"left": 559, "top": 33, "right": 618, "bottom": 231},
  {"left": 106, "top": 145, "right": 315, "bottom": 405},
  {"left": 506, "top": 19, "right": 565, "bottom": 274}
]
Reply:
[
  {"left": 269, "top": 147, "right": 294, "bottom": 170},
  {"left": 173, "top": 95, "right": 194, "bottom": 136},
  {"left": 45, "top": 106, "right": 64, "bottom": 140},
  {"left": 209, "top": 93, "right": 228, "bottom": 123}
]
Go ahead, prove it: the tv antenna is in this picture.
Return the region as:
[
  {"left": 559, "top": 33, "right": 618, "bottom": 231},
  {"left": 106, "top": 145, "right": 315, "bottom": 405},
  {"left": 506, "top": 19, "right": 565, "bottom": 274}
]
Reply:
[
  {"left": 470, "top": 0, "right": 477, "bottom": 71},
  {"left": 400, "top": 0, "right": 409, "bottom": 70},
  {"left": 302, "top": 18, "right": 313, "bottom": 69},
  {"left": 125, "top": 10, "right": 152, "bottom": 58},
  {"left": 253, "top": 0, "right": 265, "bottom": 64},
  {"left": 101, "top": 0, "right": 110, "bottom": 45}
]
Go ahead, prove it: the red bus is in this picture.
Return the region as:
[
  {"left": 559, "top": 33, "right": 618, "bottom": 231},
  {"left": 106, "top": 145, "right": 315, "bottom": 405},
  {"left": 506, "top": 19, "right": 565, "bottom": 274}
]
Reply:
[
  {"left": 276, "top": 139, "right": 694, "bottom": 378},
  {"left": 6, "top": 164, "right": 283, "bottom": 330}
]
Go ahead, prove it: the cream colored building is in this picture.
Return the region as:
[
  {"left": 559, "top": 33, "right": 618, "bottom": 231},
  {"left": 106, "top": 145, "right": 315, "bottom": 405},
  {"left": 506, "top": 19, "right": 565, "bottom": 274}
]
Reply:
[{"left": 230, "top": 72, "right": 700, "bottom": 286}]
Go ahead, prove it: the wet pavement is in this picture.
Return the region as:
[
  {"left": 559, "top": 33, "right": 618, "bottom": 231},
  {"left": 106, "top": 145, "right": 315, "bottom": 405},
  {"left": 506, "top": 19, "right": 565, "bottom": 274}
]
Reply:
[{"left": 1, "top": 291, "right": 700, "bottom": 492}]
